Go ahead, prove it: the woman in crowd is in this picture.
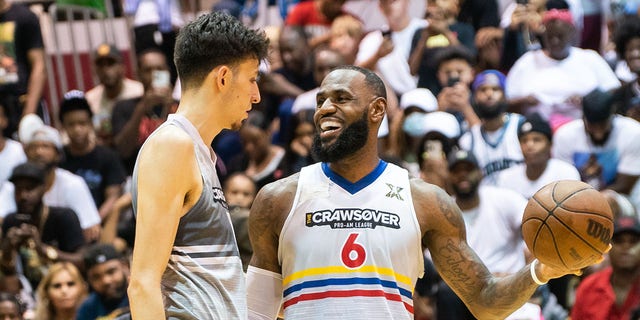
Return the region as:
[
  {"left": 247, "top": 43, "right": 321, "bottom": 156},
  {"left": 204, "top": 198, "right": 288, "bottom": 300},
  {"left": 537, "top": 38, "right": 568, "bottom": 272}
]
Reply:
[{"left": 34, "top": 263, "right": 87, "bottom": 320}]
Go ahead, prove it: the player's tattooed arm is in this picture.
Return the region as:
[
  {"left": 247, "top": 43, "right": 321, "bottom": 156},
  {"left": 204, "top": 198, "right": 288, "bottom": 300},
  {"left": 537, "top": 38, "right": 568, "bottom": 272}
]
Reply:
[
  {"left": 248, "top": 174, "right": 299, "bottom": 273},
  {"left": 411, "top": 179, "right": 539, "bottom": 320}
]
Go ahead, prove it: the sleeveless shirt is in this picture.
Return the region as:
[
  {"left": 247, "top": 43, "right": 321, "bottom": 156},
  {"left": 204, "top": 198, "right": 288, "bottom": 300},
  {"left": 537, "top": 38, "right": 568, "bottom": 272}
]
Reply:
[
  {"left": 132, "top": 114, "right": 246, "bottom": 319},
  {"left": 278, "top": 160, "right": 424, "bottom": 319}
]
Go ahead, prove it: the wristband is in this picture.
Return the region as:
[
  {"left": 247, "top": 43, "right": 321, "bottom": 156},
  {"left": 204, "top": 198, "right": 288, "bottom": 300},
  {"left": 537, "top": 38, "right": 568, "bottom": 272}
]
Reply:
[{"left": 530, "top": 259, "right": 547, "bottom": 285}]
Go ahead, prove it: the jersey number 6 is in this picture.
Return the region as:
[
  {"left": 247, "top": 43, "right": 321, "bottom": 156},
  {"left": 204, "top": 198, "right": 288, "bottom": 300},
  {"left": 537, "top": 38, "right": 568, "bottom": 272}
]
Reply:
[{"left": 341, "top": 233, "right": 366, "bottom": 268}]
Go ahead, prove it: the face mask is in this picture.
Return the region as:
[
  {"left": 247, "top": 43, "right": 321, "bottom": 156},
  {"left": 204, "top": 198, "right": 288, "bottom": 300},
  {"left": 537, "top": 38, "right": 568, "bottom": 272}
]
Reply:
[{"left": 402, "top": 112, "right": 427, "bottom": 138}]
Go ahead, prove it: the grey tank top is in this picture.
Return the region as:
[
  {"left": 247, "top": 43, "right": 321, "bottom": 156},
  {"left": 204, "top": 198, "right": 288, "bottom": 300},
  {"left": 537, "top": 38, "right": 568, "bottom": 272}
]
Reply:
[{"left": 132, "top": 114, "right": 246, "bottom": 319}]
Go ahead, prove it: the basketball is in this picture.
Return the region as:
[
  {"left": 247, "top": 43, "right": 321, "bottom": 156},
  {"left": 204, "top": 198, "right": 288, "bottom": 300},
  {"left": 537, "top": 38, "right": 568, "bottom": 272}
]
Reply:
[{"left": 522, "top": 180, "right": 613, "bottom": 270}]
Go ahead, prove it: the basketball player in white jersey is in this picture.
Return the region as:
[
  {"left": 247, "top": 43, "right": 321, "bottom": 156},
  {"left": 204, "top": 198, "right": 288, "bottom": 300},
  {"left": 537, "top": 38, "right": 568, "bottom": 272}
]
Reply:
[
  {"left": 246, "top": 66, "right": 605, "bottom": 319},
  {"left": 128, "top": 12, "right": 268, "bottom": 319}
]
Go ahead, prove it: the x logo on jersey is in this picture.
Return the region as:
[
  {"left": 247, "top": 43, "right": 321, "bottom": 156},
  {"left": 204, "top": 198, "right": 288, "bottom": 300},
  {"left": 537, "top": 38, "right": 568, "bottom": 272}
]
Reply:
[{"left": 385, "top": 183, "right": 404, "bottom": 201}]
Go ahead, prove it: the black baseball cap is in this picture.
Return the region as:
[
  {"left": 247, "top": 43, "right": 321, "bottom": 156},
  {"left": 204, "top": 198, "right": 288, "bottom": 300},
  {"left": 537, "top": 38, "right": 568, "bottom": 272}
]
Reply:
[
  {"left": 94, "top": 43, "right": 122, "bottom": 62},
  {"left": 447, "top": 149, "right": 478, "bottom": 170},
  {"left": 613, "top": 216, "right": 640, "bottom": 237},
  {"left": 83, "top": 243, "right": 122, "bottom": 271},
  {"left": 583, "top": 88, "right": 614, "bottom": 123},
  {"left": 9, "top": 162, "right": 46, "bottom": 184},
  {"left": 518, "top": 114, "right": 552, "bottom": 141}
]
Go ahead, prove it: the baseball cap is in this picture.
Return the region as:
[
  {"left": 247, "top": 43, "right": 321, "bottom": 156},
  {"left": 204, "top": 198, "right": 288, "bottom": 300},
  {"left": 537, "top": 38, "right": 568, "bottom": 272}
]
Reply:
[
  {"left": 83, "top": 243, "right": 122, "bottom": 271},
  {"left": 400, "top": 88, "right": 438, "bottom": 113},
  {"left": 582, "top": 88, "right": 614, "bottom": 123},
  {"left": 613, "top": 216, "right": 640, "bottom": 237},
  {"left": 422, "top": 111, "right": 461, "bottom": 139},
  {"left": 447, "top": 149, "right": 478, "bottom": 170},
  {"left": 472, "top": 70, "right": 506, "bottom": 91},
  {"left": 9, "top": 162, "right": 46, "bottom": 184},
  {"left": 518, "top": 114, "right": 552, "bottom": 141},
  {"left": 25, "top": 125, "right": 63, "bottom": 151},
  {"left": 94, "top": 43, "right": 122, "bottom": 62}
]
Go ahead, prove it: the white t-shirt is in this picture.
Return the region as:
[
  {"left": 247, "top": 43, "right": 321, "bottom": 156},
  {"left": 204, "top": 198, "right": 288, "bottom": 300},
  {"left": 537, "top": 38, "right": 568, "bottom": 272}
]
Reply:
[
  {"left": 42, "top": 168, "right": 101, "bottom": 228},
  {"left": 0, "top": 139, "right": 26, "bottom": 183},
  {"left": 0, "top": 182, "right": 14, "bottom": 217},
  {"left": 85, "top": 78, "right": 144, "bottom": 130},
  {"left": 506, "top": 47, "right": 620, "bottom": 120},
  {"left": 496, "top": 158, "right": 581, "bottom": 199},
  {"left": 0, "top": 169, "right": 101, "bottom": 228},
  {"left": 552, "top": 115, "right": 640, "bottom": 190},
  {"left": 459, "top": 185, "right": 528, "bottom": 274},
  {"left": 355, "top": 18, "right": 426, "bottom": 95}
]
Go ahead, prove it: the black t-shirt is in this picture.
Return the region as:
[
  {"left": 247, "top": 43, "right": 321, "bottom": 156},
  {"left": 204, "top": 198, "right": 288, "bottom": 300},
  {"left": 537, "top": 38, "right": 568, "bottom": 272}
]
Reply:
[
  {"left": 0, "top": 3, "right": 44, "bottom": 95},
  {"left": 111, "top": 97, "right": 142, "bottom": 175},
  {"left": 457, "top": 0, "right": 499, "bottom": 31},
  {"left": 411, "top": 22, "right": 477, "bottom": 95},
  {"left": 61, "top": 145, "right": 127, "bottom": 207},
  {"left": 2, "top": 207, "right": 85, "bottom": 252}
]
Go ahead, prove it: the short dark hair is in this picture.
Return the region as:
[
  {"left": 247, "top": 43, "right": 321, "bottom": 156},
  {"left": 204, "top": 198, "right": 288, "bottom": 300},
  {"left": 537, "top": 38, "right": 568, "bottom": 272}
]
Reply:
[
  {"left": 174, "top": 12, "right": 269, "bottom": 90},
  {"left": 58, "top": 90, "right": 93, "bottom": 123},
  {"left": 546, "top": 0, "right": 569, "bottom": 10},
  {"left": 614, "top": 16, "right": 640, "bottom": 59},
  {"left": 137, "top": 47, "right": 166, "bottom": 69},
  {"left": 332, "top": 65, "right": 387, "bottom": 99},
  {"left": 434, "top": 45, "right": 476, "bottom": 70}
]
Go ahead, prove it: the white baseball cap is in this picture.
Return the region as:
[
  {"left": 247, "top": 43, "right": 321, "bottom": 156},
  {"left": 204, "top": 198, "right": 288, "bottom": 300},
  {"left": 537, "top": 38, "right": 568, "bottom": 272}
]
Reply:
[{"left": 400, "top": 88, "right": 438, "bottom": 113}]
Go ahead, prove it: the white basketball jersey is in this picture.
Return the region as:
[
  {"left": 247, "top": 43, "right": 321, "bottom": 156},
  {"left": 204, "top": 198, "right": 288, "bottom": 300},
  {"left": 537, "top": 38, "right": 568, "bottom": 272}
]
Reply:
[
  {"left": 459, "top": 113, "right": 524, "bottom": 185},
  {"left": 278, "top": 161, "right": 424, "bottom": 319}
]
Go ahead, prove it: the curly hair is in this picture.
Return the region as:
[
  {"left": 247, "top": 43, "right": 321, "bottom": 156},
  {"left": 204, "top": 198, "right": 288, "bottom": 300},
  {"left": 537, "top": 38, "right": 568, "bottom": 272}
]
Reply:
[
  {"left": 614, "top": 15, "right": 640, "bottom": 59},
  {"left": 174, "top": 12, "right": 269, "bottom": 90}
]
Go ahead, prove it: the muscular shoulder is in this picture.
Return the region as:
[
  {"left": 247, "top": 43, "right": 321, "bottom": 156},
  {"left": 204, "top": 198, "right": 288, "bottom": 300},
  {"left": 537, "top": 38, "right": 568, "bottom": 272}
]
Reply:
[
  {"left": 140, "top": 125, "right": 194, "bottom": 161},
  {"left": 137, "top": 126, "right": 197, "bottom": 191},
  {"left": 253, "top": 173, "right": 299, "bottom": 219},
  {"left": 409, "top": 178, "right": 466, "bottom": 243},
  {"left": 250, "top": 173, "right": 299, "bottom": 234}
]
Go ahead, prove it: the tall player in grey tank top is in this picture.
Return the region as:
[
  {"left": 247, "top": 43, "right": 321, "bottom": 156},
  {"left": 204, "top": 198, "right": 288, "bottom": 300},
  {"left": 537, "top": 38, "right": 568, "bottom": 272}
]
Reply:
[{"left": 128, "top": 12, "right": 269, "bottom": 319}]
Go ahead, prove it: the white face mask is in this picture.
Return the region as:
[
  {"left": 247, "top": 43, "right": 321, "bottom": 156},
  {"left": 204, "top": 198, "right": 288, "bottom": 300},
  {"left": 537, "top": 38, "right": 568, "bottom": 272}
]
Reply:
[{"left": 402, "top": 112, "right": 427, "bottom": 138}]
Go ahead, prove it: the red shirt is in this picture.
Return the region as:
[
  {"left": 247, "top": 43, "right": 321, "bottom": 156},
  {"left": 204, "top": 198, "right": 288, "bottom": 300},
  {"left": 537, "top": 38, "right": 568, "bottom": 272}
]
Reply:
[
  {"left": 571, "top": 267, "right": 640, "bottom": 320},
  {"left": 285, "top": 1, "right": 331, "bottom": 27}
]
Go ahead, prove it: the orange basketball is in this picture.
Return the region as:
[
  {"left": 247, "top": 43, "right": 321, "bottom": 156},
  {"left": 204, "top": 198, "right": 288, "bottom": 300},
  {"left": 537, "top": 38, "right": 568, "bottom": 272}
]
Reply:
[{"left": 522, "top": 180, "right": 613, "bottom": 270}]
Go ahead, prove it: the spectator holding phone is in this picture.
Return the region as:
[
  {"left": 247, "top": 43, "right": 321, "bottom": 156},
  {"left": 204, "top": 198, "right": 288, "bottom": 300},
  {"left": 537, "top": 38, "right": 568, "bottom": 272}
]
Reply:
[
  {"left": 409, "top": 0, "right": 476, "bottom": 95},
  {"left": 111, "top": 49, "right": 177, "bottom": 175},
  {"left": 433, "top": 46, "right": 480, "bottom": 128}
]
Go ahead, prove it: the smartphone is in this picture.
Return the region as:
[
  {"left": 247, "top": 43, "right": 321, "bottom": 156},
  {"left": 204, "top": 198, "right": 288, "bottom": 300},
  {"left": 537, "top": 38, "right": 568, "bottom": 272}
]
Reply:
[
  {"left": 447, "top": 76, "right": 460, "bottom": 87},
  {"left": 516, "top": 0, "right": 528, "bottom": 5},
  {"left": 381, "top": 29, "right": 392, "bottom": 38},
  {"left": 152, "top": 70, "right": 171, "bottom": 89}
]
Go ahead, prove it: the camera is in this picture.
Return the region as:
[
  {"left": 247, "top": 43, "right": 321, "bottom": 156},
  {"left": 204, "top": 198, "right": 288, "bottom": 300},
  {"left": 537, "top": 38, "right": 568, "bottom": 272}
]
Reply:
[{"left": 447, "top": 76, "right": 460, "bottom": 87}]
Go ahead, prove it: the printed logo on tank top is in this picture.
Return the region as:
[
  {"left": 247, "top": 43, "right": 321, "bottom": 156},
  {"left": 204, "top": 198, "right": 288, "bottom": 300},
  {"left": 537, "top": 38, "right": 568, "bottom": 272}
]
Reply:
[
  {"left": 305, "top": 208, "right": 401, "bottom": 229},
  {"left": 212, "top": 187, "right": 229, "bottom": 209},
  {"left": 482, "top": 158, "right": 522, "bottom": 177},
  {"left": 385, "top": 183, "right": 404, "bottom": 200}
]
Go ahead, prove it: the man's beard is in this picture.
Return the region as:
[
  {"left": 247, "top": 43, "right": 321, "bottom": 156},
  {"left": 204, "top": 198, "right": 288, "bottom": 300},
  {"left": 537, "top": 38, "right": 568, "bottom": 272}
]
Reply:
[
  {"left": 101, "top": 276, "right": 128, "bottom": 303},
  {"left": 588, "top": 130, "right": 611, "bottom": 146},
  {"left": 452, "top": 180, "right": 480, "bottom": 200},
  {"left": 474, "top": 100, "right": 508, "bottom": 119},
  {"left": 312, "top": 112, "right": 369, "bottom": 163}
]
